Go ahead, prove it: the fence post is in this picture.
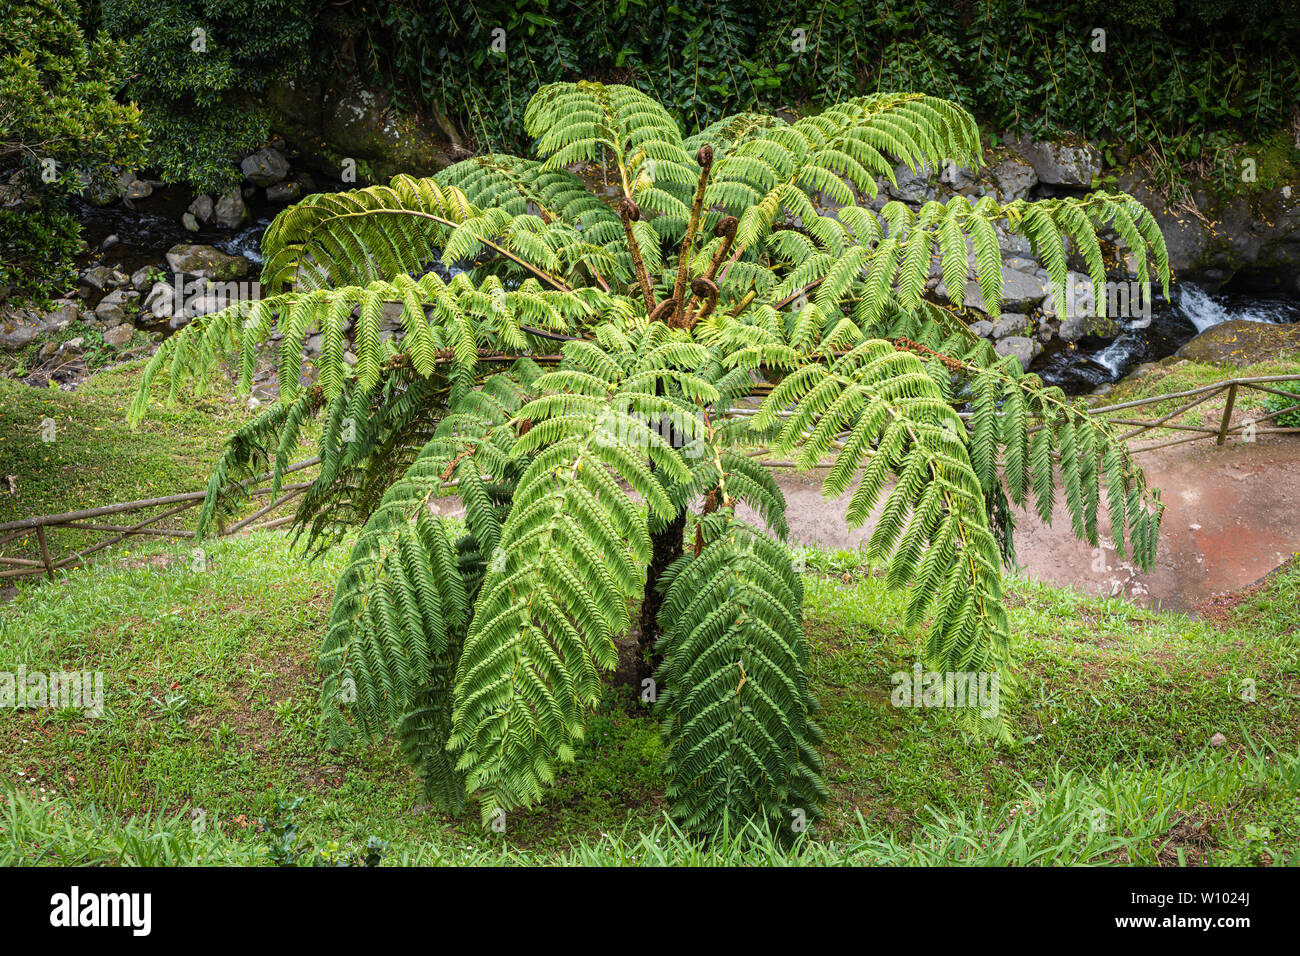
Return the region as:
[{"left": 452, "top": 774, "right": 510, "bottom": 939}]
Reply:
[
  {"left": 35, "top": 525, "right": 53, "bottom": 580},
  {"left": 1216, "top": 382, "right": 1239, "bottom": 446}
]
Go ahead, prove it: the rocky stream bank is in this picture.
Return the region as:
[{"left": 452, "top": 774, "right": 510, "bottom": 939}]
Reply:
[{"left": 3, "top": 121, "right": 1298, "bottom": 397}]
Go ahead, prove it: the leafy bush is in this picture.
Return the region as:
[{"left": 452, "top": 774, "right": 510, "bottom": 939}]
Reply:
[
  {"left": 0, "top": 207, "right": 82, "bottom": 300},
  {"left": 1264, "top": 381, "right": 1300, "bottom": 428},
  {"left": 0, "top": 0, "right": 146, "bottom": 299},
  {"left": 96, "top": 0, "right": 320, "bottom": 193}
]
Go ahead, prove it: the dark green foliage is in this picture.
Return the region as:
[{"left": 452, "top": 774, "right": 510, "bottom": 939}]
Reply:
[
  {"left": 96, "top": 0, "right": 321, "bottom": 193},
  {"left": 1264, "top": 381, "right": 1300, "bottom": 429},
  {"left": 0, "top": 0, "right": 146, "bottom": 299},
  {"left": 0, "top": 207, "right": 82, "bottom": 300},
  {"left": 344, "top": 0, "right": 1298, "bottom": 192}
]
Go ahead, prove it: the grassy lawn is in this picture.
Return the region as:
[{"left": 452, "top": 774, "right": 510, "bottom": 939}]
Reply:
[
  {"left": 0, "top": 363, "right": 255, "bottom": 563},
  {"left": 1, "top": 362, "right": 1298, "bottom": 866},
  {"left": 1, "top": 531, "right": 1296, "bottom": 865}
]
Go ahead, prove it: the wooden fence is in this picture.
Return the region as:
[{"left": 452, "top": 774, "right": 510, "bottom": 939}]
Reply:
[
  {"left": 1087, "top": 373, "right": 1300, "bottom": 453},
  {"left": 0, "top": 457, "right": 318, "bottom": 581},
  {"left": 2, "top": 375, "right": 1297, "bottom": 581}
]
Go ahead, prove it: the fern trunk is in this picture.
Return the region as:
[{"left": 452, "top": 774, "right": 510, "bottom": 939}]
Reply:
[{"left": 638, "top": 507, "right": 687, "bottom": 685}]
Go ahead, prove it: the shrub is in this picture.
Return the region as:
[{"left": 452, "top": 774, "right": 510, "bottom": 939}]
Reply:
[
  {"left": 0, "top": 0, "right": 146, "bottom": 299},
  {"left": 1264, "top": 381, "right": 1300, "bottom": 428},
  {"left": 96, "top": 0, "right": 320, "bottom": 193}
]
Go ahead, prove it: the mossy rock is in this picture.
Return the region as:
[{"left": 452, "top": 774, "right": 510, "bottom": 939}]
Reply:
[{"left": 1175, "top": 319, "right": 1300, "bottom": 366}]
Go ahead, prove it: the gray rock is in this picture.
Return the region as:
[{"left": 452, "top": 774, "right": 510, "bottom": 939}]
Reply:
[
  {"left": 1175, "top": 319, "right": 1300, "bottom": 366},
  {"left": 131, "top": 266, "right": 155, "bottom": 293},
  {"left": 994, "top": 335, "right": 1042, "bottom": 371},
  {"left": 1045, "top": 273, "right": 1123, "bottom": 341},
  {"left": 991, "top": 157, "right": 1037, "bottom": 201},
  {"left": 886, "top": 163, "right": 935, "bottom": 204},
  {"left": 968, "top": 320, "right": 994, "bottom": 338},
  {"left": 182, "top": 212, "right": 200, "bottom": 233},
  {"left": 0, "top": 301, "right": 78, "bottom": 350},
  {"left": 94, "top": 288, "right": 140, "bottom": 325},
  {"left": 62, "top": 337, "right": 85, "bottom": 353},
  {"left": 941, "top": 268, "right": 1049, "bottom": 315},
  {"left": 1001, "top": 256, "right": 1040, "bottom": 274},
  {"left": 164, "top": 244, "right": 252, "bottom": 280},
  {"left": 938, "top": 162, "right": 977, "bottom": 192},
  {"left": 213, "top": 189, "right": 248, "bottom": 229},
  {"left": 188, "top": 194, "right": 215, "bottom": 222},
  {"left": 1022, "top": 140, "right": 1102, "bottom": 187},
  {"left": 240, "top": 147, "right": 291, "bottom": 187},
  {"left": 995, "top": 224, "right": 1033, "bottom": 258},
  {"left": 265, "top": 180, "right": 301, "bottom": 203},
  {"left": 102, "top": 324, "right": 134, "bottom": 347},
  {"left": 0, "top": 317, "right": 43, "bottom": 351},
  {"left": 125, "top": 180, "right": 153, "bottom": 200},
  {"left": 80, "top": 265, "right": 118, "bottom": 291},
  {"left": 991, "top": 313, "right": 1029, "bottom": 339},
  {"left": 178, "top": 292, "right": 231, "bottom": 320}
]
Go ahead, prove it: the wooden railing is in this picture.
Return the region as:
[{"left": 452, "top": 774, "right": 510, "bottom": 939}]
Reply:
[
  {"left": 1087, "top": 374, "right": 1300, "bottom": 453},
  {"left": 2, "top": 374, "right": 1297, "bottom": 582},
  {"left": 0, "top": 458, "right": 318, "bottom": 581}
]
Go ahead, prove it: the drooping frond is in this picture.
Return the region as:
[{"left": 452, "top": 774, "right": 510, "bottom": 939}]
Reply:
[
  {"left": 260, "top": 174, "right": 474, "bottom": 293},
  {"left": 742, "top": 339, "right": 1012, "bottom": 709},
  {"left": 434, "top": 152, "right": 621, "bottom": 235},
  {"left": 190, "top": 386, "right": 324, "bottom": 537},
  {"left": 655, "top": 512, "right": 826, "bottom": 835},
  {"left": 129, "top": 272, "right": 594, "bottom": 425},
  {"left": 449, "top": 326, "right": 711, "bottom": 821},
  {"left": 852, "top": 300, "right": 1164, "bottom": 567},
  {"left": 318, "top": 367, "right": 538, "bottom": 807}
]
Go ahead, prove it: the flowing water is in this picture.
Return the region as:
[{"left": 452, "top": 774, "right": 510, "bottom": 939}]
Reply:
[{"left": 1034, "top": 283, "right": 1300, "bottom": 394}]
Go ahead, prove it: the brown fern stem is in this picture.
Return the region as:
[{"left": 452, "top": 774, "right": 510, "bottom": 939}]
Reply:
[
  {"left": 681, "top": 215, "right": 735, "bottom": 327},
  {"left": 669, "top": 145, "right": 714, "bottom": 328},
  {"left": 619, "top": 198, "right": 657, "bottom": 314}
]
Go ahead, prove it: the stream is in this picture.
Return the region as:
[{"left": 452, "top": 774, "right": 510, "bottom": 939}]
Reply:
[{"left": 1031, "top": 283, "right": 1300, "bottom": 394}]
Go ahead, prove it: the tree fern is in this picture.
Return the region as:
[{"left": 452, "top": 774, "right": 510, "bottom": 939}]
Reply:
[{"left": 132, "top": 80, "right": 1174, "bottom": 834}]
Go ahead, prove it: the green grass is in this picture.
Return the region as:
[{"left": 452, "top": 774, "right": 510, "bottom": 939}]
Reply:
[
  {"left": 1, "top": 531, "right": 1296, "bottom": 866},
  {"left": 2, "top": 361, "right": 1298, "bottom": 865},
  {"left": 0, "top": 361, "right": 253, "bottom": 559}
]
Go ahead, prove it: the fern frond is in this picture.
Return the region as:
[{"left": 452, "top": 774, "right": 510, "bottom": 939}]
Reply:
[{"left": 655, "top": 513, "right": 826, "bottom": 835}]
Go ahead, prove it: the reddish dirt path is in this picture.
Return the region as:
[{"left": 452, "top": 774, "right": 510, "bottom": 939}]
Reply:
[{"left": 749, "top": 435, "right": 1300, "bottom": 613}]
